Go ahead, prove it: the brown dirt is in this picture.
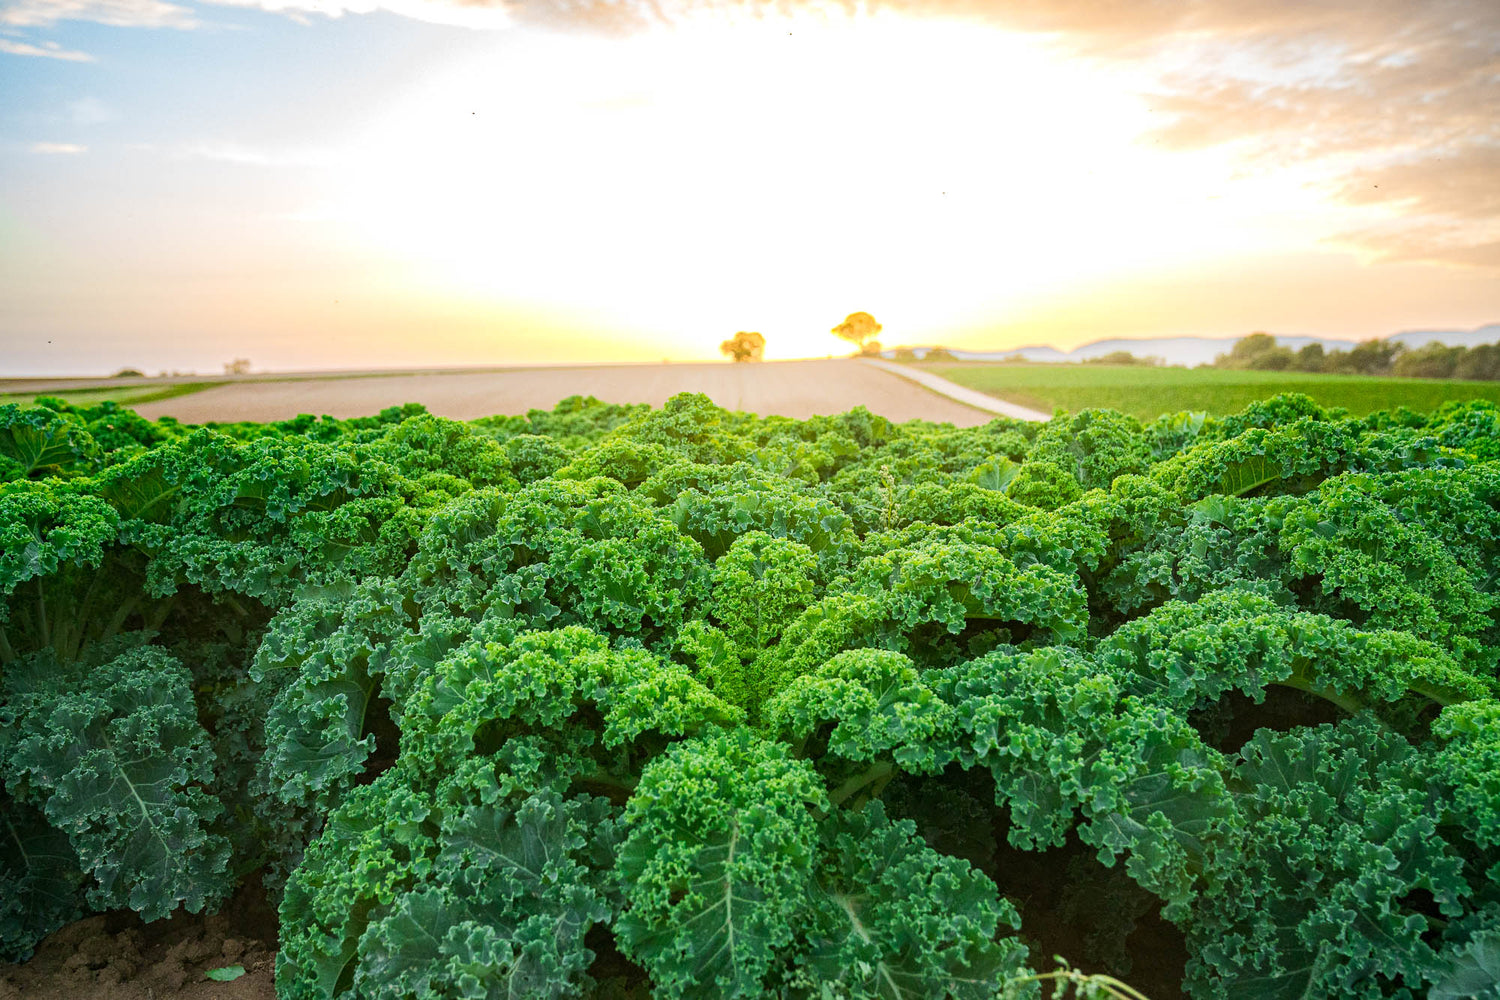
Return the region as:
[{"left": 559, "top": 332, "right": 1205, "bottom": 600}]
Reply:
[
  {"left": 0, "top": 881, "right": 278, "bottom": 1000},
  {"left": 124, "top": 359, "right": 994, "bottom": 425}
]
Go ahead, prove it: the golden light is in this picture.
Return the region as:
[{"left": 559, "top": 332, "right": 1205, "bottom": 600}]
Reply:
[{"left": 325, "top": 10, "right": 1340, "bottom": 358}]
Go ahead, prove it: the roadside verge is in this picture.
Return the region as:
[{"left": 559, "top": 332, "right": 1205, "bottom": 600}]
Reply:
[{"left": 861, "top": 358, "right": 1050, "bottom": 422}]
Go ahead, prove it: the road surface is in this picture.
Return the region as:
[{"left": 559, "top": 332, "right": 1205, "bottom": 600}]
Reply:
[{"left": 101, "top": 360, "right": 1005, "bottom": 425}]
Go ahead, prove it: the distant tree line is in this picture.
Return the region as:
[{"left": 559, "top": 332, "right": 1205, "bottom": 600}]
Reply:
[
  {"left": 892, "top": 347, "right": 1161, "bottom": 366},
  {"left": 1214, "top": 332, "right": 1500, "bottom": 380},
  {"left": 1083, "top": 350, "right": 1163, "bottom": 367}
]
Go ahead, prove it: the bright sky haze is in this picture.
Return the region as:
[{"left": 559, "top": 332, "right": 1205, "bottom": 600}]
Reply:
[{"left": 2, "top": 0, "right": 1497, "bottom": 374}]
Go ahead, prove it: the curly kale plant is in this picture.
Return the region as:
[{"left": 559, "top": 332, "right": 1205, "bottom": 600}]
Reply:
[{"left": 4, "top": 390, "right": 1500, "bottom": 1000}]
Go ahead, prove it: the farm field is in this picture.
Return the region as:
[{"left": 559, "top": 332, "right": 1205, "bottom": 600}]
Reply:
[
  {"left": 923, "top": 361, "right": 1500, "bottom": 420},
  {"left": 1, "top": 360, "right": 994, "bottom": 426},
  {"left": 4, "top": 388, "right": 1500, "bottom": 1000}
]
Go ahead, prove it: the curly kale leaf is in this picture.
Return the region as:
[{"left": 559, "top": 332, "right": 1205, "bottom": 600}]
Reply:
[
  {"left": 401, "top": 625, "right": 742, "bottom": 784},
  {"left": 401, "top": 481, "right": 709, "bottom": 641},
  {"left": 356, "top": 789, "right": 620, "bottom": 1000},
  {"left": 252, "top": 583, "right": 415, "bottom": 841},
  {"left": 614, "top": 729, "right": 826, "bottom": 998},
  {"left": 2, "top": 645, "right": 233, "bottom": 921},
  {"left": 764, "top": 648, "right": 953, "bottom": 775},
  {"left": 280, "top": 743, "right": 622, "bottom": 1000},
  {"left": 762, "top": 540, "right": 1086, "bottom": 692},
  {"left": 607, "top": 392, "right": 756, "bottom": 466},
  {"left": 1187, "top": 719, "right": 1476, "bottom": 1000},
  {"left": 1027, "top": 408, "right": 1152, "bottom": 492},
  {"left": 0, "top": 482, "right": 118, "bottom": 599},
  {"left": 648, "top": 466, "right": 856, "bottom": 564},
  {"left": 1153, "top": 416, "right": 1456, "bottom": 503},
  {"left": 0, "top": 481, "right": 128, "bottom": 664},
  {"left": 938, "top": 647, "right": 1236, "bottom": 916},
  {"left": 1277, "top": 475, "right": 1497, "bottom": 667},
  {"left": 101, "top": 428, "right": 445, "bottom": 605},
  {"left": 1433, "top": 700, "right": 1500, "bottom": 851},
  {"left": 0, "top": 404, "right": 101, "bottom": 480},
  {"left": 277, "top": 771, "right": 438, "bottom": 1000},
  {"left": 709, "top": 531, "right": 820, "bottom": 653},
  {"left": 1096, "top": 588, "right": 1491, "bottom": 719},
  {"left": 790, "top": 801, "right": 1030, "bottom": 1000},
  {"left": 0, "top": 794, "right": 86, "bottom": 962}
]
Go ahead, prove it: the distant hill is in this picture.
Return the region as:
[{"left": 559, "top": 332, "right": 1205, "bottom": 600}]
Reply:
[{"left": 890, "top": 323, "right": 1500, "bottom": 368}]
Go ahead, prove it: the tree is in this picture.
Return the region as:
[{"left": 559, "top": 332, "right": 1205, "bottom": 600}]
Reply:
[
  {"left": 1294, "top": 343, "right": 1326, "bottom": 372},
  {"left": 720, "top": 331, "right": 766, "bottom": 363},
  {"left": 1215, "top": 332, "right": 1279, "bottom": 369},
  {"left": 1455, "top": 343, "right": 1500, "bottom": 381},
  {"left": 1393, "top": 342, "right": 1462, "bottom": 379},
  {"left": 1346, "top": 338, "right": 1404, "bottom": 374},
  {"left": 832, "top": 312, "right": 883, "bottom": 355},
  {"left": 1083, "top": 351, "right": 1163, "bottom": 367}
]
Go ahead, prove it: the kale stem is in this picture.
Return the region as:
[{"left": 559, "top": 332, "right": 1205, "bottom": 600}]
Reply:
[
  {"left": 1278, "top": 671, "right": 1367, "bottom": 715},
  {"left": 827, "top": 760, "right": 895, "bottom": 809},
  {"left": 34, "top": 585, "right": 49, "bottom": 650}
]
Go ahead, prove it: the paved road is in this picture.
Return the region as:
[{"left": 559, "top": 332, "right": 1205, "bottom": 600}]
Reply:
[{"left": 118, "top": 359, "right": 1000, "bottom": 426}]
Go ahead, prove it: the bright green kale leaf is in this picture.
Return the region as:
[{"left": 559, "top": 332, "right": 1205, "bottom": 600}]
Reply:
[
  {"left": 1433, "top": 700, "right": 1500, "bottom": 851},
  {"left": 1096, "top": 588, "right": 1491, "bottom": 719},
  {"left": 614, "top": 729, "right": 826, "bottom": 999},
  {"left": 937, "top": 648, "right": 1236, "bottom": 916},
  {"left": 709, "top": 531, "right": 819, "bottom": 652},
  {"left": 790, "top": 801, "right": 1030, "bottom": 1000},
  {"left": 0, "top": 404, "right": 101, "bottom": 480},
  {"left": 764, "top": 648, "right": 953, "bottom": 775}
]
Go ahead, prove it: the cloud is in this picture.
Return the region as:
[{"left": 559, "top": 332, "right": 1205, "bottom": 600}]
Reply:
[
  {"left": 0, "top": 0, "right": 197, "bottom": 28},
  {"left": 1330, "top": 222, "right": 1500, "bottom": 269},
  {"left": 180, "top": 141, "right": 341, "bottom": 167},
  {"left": 0, "top": 35, "right": 93, "bottom": 57},
  {"left": 28, "top": 141, "right": 87, "bottom": 152},
  {"left": 1341, "top": 145, "right": 1500, "bottom": 219}
]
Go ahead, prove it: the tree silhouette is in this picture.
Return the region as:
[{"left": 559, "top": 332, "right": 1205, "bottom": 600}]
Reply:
[
  {"left": 720, "top": 331, "right": 766, "bottom": 362},
  {"left": 831, "top": 312, "right": 883, "bottom": 355}
]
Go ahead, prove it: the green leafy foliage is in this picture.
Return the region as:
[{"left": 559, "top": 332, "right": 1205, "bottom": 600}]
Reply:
[
  {"left": 1, "top": 646, "right": 233, "bottom": 937},
  {"left": 615, "top": 729, "right": 825, "bottom": 998},
  {"left": 3, "top": 389, "right": 1499, "bottom": 1000}
]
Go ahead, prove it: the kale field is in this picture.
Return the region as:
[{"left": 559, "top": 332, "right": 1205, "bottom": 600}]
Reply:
[
  {"left": 924, "top": 361, "right": 1500, "bottom": 421},
  {"left": 3, "top": 390, "right": 1500, "bottom": 999}
]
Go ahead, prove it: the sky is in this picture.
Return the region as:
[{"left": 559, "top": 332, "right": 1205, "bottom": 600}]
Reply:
[{"left": 1, "top": 0, "right": 1497, "bottom": 374}]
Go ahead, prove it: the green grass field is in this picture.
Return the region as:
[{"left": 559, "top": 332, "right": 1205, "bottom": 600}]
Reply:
[
  {"left": 0, "top": 382, "right": 220, "bottom": 409},
  {"left": 923, "top": 362, "right": 1500, "bottom": 421}
]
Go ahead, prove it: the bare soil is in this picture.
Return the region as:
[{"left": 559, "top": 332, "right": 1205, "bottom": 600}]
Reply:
[
  {"left": 0, "top": 881, "right": 278, "bottom": 1000},
  {"left": 123, "top": 359, "right": 994, "bottom": 425}
]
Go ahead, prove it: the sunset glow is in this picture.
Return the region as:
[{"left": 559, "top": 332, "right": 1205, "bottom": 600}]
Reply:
[{"left": 2, "top": 0, "right": 1496, "bottom": 373}]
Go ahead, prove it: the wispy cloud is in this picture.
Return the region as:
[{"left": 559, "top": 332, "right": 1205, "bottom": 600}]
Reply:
[
  {"left": 28, "top": 141, "right": 87, "bottom": 153},
  {"left": 0, "top": 0, "right": 197, "bottom": 29},
  {"left": 1331, "top": 222, "right": 1500, "bottom": 269},
  {"left": 181, "top": 141, "right": 340, "bottom": 167},
  {"left": 0, "top": 35, "right": 93, "bottom": 58}
]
